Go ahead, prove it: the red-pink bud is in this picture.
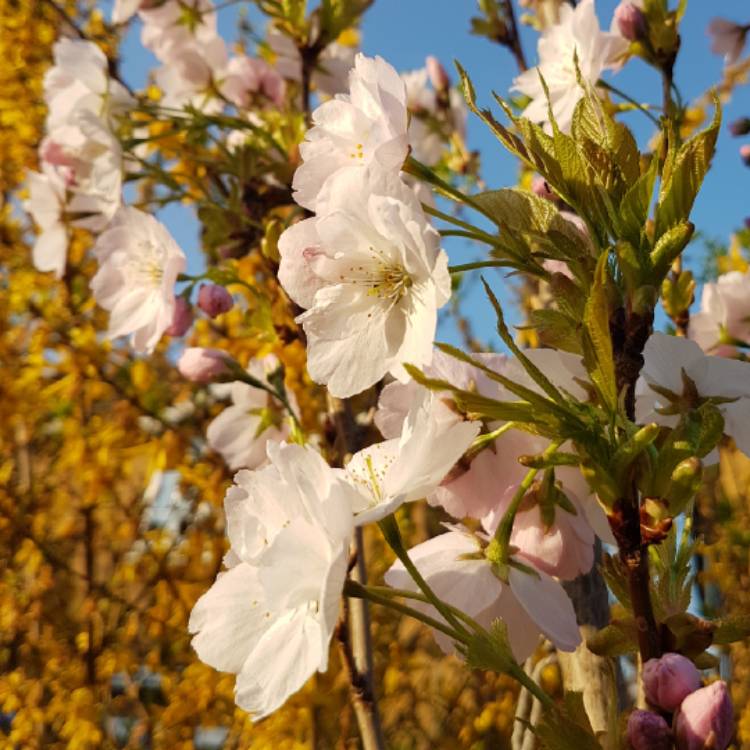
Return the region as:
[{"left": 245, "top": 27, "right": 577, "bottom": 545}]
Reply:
[
  {"left": 675, "top": 682, "right": 734, "bottom": 750},
  {"left": 166, "top": 296, "right": 193, "bottom": 337},
  {"left": 426, "top": 56, "right": 450, "bottom": 91},
  {"left": 197, "top": 284, "right": 233, "bottom": 318},
  {"left": 177, "top": 348, "right": 230, "bottom": 383},
  {"left": 614, "top": 2, "right": 647, "bottom": 41},
  {"left": 741, "top": 144, "right": 750, "bottom": 167},
  {"left": 626, "top": 710, "right": 672, "bottom": 750},
  {"left": 643, "top": 653, "right": 702, "bottom": 712}
]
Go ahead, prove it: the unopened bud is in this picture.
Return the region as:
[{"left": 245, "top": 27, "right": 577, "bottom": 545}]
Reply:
[
  {"left": 729, "top": 117, "right": 750, "bottom": 136},
  {"left": 741, "top": 144, "right": 750, "bottom": 167},
  {"left": 675, "top": 681, "right": 734, "bottom": 750},
  {"left": 531, "top": 175, "right": 554, "bottom": 200},
  {"left": 166, "top": 296, "right": 193, "bottom": 337},
  {"left": 615, "top": 2, "right": 647, "bottom": 41},
  {"left": 426, "top": 56, "right": 450, "bottom": 91},
  {"left": 177, "top": 347, "right": 231, "bottom": 383},
  {"left": 627, "top": 710, "right": 672, "bottom": 750},
  {"left": 665, "top": 457, "right": 703, "bottom": 515},
  {"left": 644, "top": 653, "right": 702, "bottom": 712},
  {"left": 197, "top": 283, "right": 233, "bottom": 318}
]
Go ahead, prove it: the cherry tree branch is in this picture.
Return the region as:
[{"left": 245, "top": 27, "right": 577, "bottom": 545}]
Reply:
[{"left": 327, "top": 395, "right": 386, "bottom": 750}]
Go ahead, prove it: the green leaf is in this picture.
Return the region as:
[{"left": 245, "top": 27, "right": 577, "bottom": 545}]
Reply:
[
  {"left": 479, "top": 279, "right": 574, "bottom": 408},
  {"left": 654, "top": 100, "right": 721, "bottom": 239},
  {"left": 616, "top": 153, "right": 658, "bottom": 250},
  {"left": 586, "top": 619, "right": 638, "bottom": 657},
  {"left": 581, "top": 254, "right": 617, "bottom": 411},
  {"left": 650, "top": 220, "right": 695, "bottom": 280},
  {"left": 713, "top": 614, "right": 750, "bottom": 645},
  {"left": 663, "top": 613, "right": 715, "bottom": 658},
  {"left": 528, "top": 309, "right": 583, "bottom": 354},
  {"left": 533, "top": 692, "right": 602, "bottom": 750},
  {"left": 464, "top": 619, "right": 517, "bottom": 675}
]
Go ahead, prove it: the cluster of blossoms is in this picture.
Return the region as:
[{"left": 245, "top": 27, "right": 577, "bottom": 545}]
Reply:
[
  {"left": 23, "top": 0, "right": 750, "bottom": 740},
  {"left": 627, "top": 653, "right": 733, "bottom": 750}
]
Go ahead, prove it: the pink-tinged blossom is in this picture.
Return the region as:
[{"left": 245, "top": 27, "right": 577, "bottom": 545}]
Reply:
[
  {"left": 292, "top": 54, "right": 409, "bottom": 211},
  {"left": 278, "top": 167, "right": 450, "bottom": 398},
  {"left": 708, "top": 18, "right": 748, "bottom": 66},
  {"left": 637, "top": 332, "right": 750, "bottom": 459},
  {"left": 91, "top": 208, "right": 186, "bottom": 353},
  {"left": 689, "top": 271, "right": 750, "bottom": 355},
  {"left": 376, "top": 347, "right": 613, "bottom": 556},
  {"left": 643, "top": 653, "right": 702, "bottom": 712},
  {"left": 344, "top": 390, "right": 479, "bottom": 525},
  {"left": 627, "top": 710, "right": 672, "bottom": 750},
  {"left": 166, "top": 296, "right": 194, "bottom": 337},
  {"left": 385, "top": 528, "right": 581, "bottom": 662},
  {"left": 43, "top": 39, "right": 133, "bottom": 129},
  {"left": 426, "top": 56, "right": 450, "bottom": 91},
  {"left": 206, "top": 355, "right": 298, "bottom": 471},
  {"left": 741, "top": 144, "right": 750, "bottom": 167},
  {"left": 189, "top": 442, "right": 360, "bottom": 719},
  {"left": 512, "top": 0, "right": 629, "bottom": 132},
  {"left": 40, "top": 111, "right": 123, "bottom": 230},
  {"left": 675, "top": 682, "right": 734, "bottom": 750},
  {"left": 197, "top": 283, "right": 233, "bottom": 317},
  {"left": 613, "top": 1, "right": 646, "bottom": 42},
  {"left": 178, "top": 348, "right": 231, "bottom": 383},
  {"left": 219, "top": 55, "right": 286, "bottom": 109},
  {"left": 25, "top": 169, "right": 68, "bottom": 278}
]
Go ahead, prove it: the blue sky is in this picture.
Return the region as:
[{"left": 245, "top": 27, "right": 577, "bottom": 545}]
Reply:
[{"left": 116, "top": 0, "right": 750, "bottom": 348}]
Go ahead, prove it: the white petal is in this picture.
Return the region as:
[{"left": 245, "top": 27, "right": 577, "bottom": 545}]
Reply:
[
  {"left": 188, "top": 563, "right": 270, "bottom": 674},
  {"left": 508, "top": 566, "right": 581, "bottom": 652}
]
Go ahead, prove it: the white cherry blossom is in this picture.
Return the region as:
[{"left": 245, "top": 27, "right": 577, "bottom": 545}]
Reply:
[
  {"left": 189, "top": 442, "right": 359, "bottom": 718},
  {"left": 43, "top": 38, "right": 133, "bottom": 129},
  {"left": 385, "top": 528, "right": 581, "bottom": 662},
  {"left": 40, "top": 110, "right": 123, "bottom": 230},
  {"left": 278, "top": 166, "right": 451, "bottom": 398},
  {"left": 207, "top": 355, "right": 298, "bottom": 471},
  {"left": 637, "top": 332, "right": 750, "bottom": 458},
  {"left": 512, "top": 0, "right": 629, "bottom": 132},
  {"left": 292, "top": 53, "right": 409, "bottom": 211},
  {"left": 344, "top": 390, "right": 479, "bottom": 525},
  {"left": 689, "top": 271, "right": 750, "bottom": 355},
  {"left": 25, "top": 168, "right": 68, "bottom": 278},
  {"left": 90, "top": 208, "right": 186, "bottom": 353}
]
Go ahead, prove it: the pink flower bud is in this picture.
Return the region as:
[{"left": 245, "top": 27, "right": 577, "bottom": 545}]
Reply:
[
  {"left": 614, "top": 2, "right": 647, "bottom": 41},
  {"left": 741, "top": 144, "right": 750, "bottom": 167},
  {"left": 675, "top": 682, "right": 734, "bottom": 750},
  {"left": 643, "top": 653, "right": 702, "bottom": 712},
  {"left": 166, "top": 297, "right": 193, "bottom": 337},
  {"left": 197, "top": 284, "right": 233, "bottom": 318},
  {"left": 627, "top": 710, "right": 672, "bottom": 750},
  {"left": 531, "top": 175, "right": 554, "bottom": 200},
  {"left": 177, "top": 348, "right": 230, "bottom": 383},
  {"left": 426, "top": 56, "right": 450, "bottom": 91}
]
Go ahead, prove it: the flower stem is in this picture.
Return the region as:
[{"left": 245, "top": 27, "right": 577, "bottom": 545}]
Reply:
[{"left": 344, "top": 580, "right": 468, "bottom": 644}]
